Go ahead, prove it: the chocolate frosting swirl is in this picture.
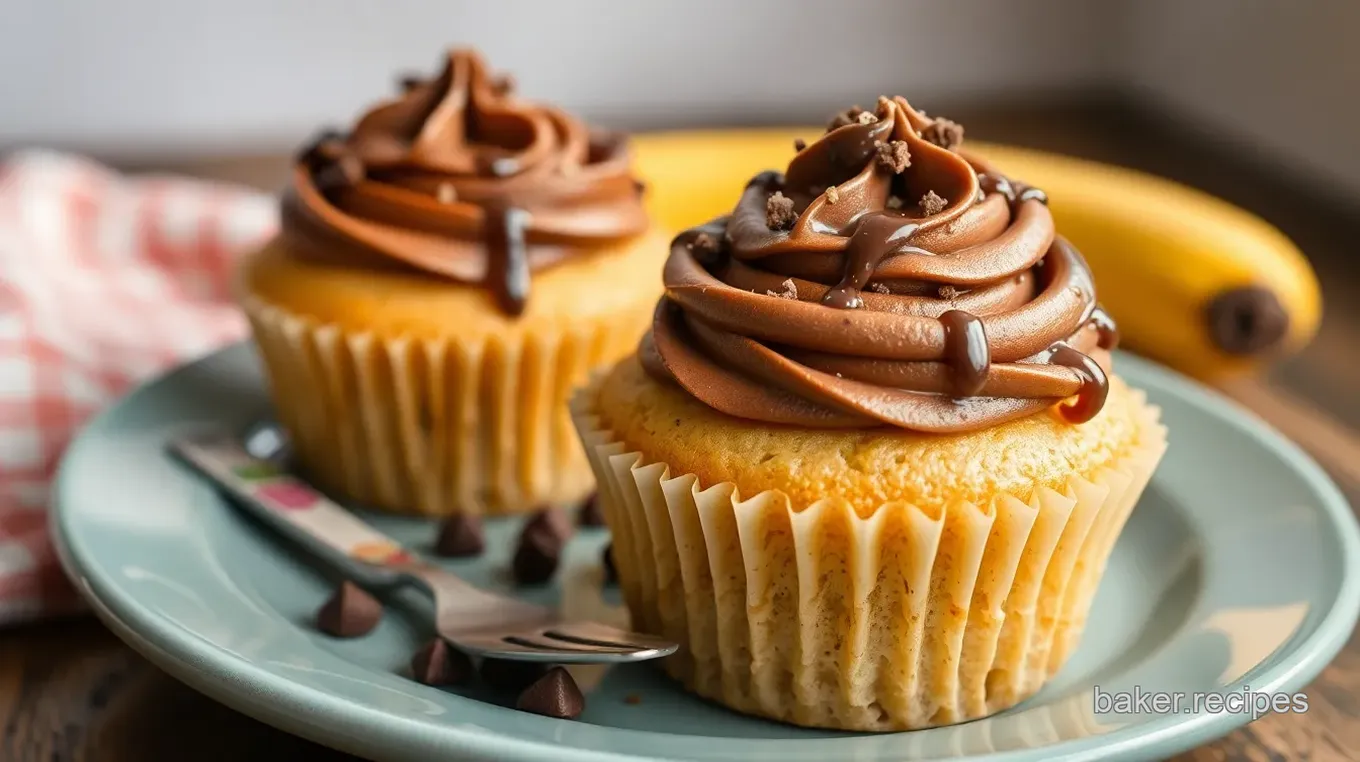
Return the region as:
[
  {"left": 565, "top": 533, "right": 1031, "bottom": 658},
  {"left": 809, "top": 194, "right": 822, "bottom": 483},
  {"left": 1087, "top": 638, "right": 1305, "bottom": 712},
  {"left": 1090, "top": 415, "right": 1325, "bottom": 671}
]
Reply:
[
  {"left": 643, "top": 96, "right": 1119, "bottom": 433},
  {"left": 281, "top": 49, "right": 648, "bottom": 315}
]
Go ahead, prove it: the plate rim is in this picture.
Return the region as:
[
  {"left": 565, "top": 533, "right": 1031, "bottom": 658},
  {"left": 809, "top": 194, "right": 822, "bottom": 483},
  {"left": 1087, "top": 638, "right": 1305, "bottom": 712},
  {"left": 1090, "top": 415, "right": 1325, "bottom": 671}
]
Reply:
[{"left": 51, "top": 345, "right": 1360, "bottom": 762}]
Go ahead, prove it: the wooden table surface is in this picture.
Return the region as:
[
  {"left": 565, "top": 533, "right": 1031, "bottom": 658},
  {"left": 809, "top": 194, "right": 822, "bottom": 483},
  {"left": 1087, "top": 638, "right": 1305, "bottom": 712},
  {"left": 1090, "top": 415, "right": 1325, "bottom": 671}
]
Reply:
[{"left": 5, "top": 96, "right": 1360, "bottom": 761}]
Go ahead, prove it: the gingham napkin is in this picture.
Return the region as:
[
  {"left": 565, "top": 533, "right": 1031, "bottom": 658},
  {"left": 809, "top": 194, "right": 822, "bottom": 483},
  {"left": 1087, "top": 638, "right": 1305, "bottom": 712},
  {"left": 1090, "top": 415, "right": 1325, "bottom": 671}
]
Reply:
[{"left": 0, "top": 151, "right": 276, "bottom": 625}]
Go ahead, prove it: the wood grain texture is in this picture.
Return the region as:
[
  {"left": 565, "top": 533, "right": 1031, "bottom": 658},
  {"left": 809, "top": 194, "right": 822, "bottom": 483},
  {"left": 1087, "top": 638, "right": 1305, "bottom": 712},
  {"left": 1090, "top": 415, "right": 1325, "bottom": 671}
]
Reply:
[
  {"left": 4, "top": 95, "right": 1358, "bottom": 761},
  {"left": 0, "top": 622, "right": 358, "bottom": 761}
]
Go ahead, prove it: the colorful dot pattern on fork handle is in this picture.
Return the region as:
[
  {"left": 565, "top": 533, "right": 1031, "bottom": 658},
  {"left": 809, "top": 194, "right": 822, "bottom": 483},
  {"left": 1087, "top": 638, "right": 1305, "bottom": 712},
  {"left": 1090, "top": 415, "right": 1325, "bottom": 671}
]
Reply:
[
  {"left": 175, "top": 434, "right": 422, "bottom": 568},
  {"left": 350, "top": 542, "right": 413, "bottom": 566},
  {"left": 254, "top": 479, "right": 321, "bottom": 511}
]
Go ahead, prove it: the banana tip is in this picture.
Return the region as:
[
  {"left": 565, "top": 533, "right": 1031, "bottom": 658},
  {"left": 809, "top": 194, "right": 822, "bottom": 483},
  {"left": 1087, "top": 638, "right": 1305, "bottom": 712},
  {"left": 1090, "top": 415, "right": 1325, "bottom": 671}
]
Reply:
[{"left": 1206, "top": 285, "right": 1290, "bottom": 356}]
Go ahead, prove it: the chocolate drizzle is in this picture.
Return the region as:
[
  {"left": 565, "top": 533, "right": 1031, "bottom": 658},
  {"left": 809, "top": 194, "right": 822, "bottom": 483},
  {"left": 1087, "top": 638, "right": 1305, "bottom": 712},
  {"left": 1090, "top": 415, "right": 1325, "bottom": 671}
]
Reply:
[
  {"left": 1046, "top": 342, "right": 1110, "bottom": 424},
  {"left": 280, "top": 49, "right": 647, "bottom": 317},
  {"left": 978, "top": 172, "right": 1049, "bottom": 213},
  {"left": 484, "top": 206, "right": 532, "bottom": 315},
  {"left": 939, "top": 310, "right": 990, "bottom": 396},
  {"left": 822, "top": 217, "right": 919, "bottom": 309},
  {"left": 643, "top": 95, "right": 1117, "bottom": 433},
  {"left": 1089, "top": 305, "right": 1120, "bottom": 350}
]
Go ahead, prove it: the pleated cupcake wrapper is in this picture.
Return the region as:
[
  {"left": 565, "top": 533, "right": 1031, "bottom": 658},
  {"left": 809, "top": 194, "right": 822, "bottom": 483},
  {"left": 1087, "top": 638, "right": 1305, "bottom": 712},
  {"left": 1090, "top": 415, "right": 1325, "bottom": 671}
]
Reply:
[
  {"left": 570, "top": 379, "right": 1167, "bottom": 731},
  {"left": 241, "top": 292, "right": 649, "bottom": 516}
]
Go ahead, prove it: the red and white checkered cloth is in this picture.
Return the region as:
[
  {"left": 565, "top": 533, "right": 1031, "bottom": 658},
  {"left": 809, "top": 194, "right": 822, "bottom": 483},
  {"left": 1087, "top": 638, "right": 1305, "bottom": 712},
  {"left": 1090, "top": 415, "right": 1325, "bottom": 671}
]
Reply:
[{"left": 0, "top": 151, "right": 276, "bottom": 625}]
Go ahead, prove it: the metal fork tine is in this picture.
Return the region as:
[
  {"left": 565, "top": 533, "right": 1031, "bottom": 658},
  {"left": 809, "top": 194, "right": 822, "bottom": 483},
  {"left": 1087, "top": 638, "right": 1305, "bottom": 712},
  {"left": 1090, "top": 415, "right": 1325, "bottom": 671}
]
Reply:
[
  {"left": 507, "top": 633, "right": 640, "bottom": 654},
  {"left": 547, "top": 621, "right": 679, "bottom": 650}
]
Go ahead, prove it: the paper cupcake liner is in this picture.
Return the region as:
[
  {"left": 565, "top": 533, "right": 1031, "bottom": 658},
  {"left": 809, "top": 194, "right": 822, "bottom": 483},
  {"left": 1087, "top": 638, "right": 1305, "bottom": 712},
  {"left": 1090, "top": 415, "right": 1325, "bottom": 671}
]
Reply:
[
  {"left": 570, "top": 379, "right": 1166, "bottom": 731},
  {"left": 241, "top": 293, "right": 649, "bottom": 516}
]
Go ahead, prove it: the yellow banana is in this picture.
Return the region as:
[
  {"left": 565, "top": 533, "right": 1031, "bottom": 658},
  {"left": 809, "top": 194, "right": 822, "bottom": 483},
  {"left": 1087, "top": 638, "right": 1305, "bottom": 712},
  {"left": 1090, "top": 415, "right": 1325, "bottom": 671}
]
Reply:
[{"left": 631, "top": 129, "right": 1321, "bottom": 381}]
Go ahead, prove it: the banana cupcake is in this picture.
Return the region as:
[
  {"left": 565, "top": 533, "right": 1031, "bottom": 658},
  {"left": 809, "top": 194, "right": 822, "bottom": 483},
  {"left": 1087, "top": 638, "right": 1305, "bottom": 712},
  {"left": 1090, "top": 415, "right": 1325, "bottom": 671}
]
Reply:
[
  {"left": 240, "top": 49, "right": 668, "bottom": 517},
  {"left": 572, "top": 97, "right": 1166, "bottom": 730}
]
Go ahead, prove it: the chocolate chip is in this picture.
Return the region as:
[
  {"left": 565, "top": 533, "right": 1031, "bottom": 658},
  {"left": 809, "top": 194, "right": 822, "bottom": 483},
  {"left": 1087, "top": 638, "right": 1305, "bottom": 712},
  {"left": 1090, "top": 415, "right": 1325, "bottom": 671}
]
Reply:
[
  {"left": 919, "top": 190, "right": 947, "bottom": 216},
  {"left": 633, "top": 179, "right": 647, "bottom": 196},
  {"left": 577, "top": 493, "right": 605, "bottom": 528},
  {"left": 513, "top": 510, "right": 569, "bottom": 585},
  {"left": 793, "top": 138, "right": 807, "bottom": 152},
  {"left": 516, "top": 667, "right": 586, "bottom": 719},
  {"left": 410, "top": 638, "right": 471, "bottom": 686},
  {"left": 480, "top": 658, "right": 548, "bottom": 692},
  {"left": 766, "top": 191, "right": 797, "bottom": 231},
  {"left": 874, "top": 140, "right": 911, "bottom": 174},
  {"left": 435, "top": 515, "right": 485, "bottom": 558},
  {"left": 315, "top": 581, "right": 382, "bottom": 638},
  {"left": 602, "top": 542, "right": 617, "bottom": 585},
  {"left": 1205, "top": 285, "right": 1290, "bottom": 355},
  {"left": 398, "top": 74, "right": 424, "bottom": 92},
  {"left": 921, "top": 118, "right": 965, "bottom": 150},
  {"left": 530, "top": 508, "right": 573, "bottom": 542}
]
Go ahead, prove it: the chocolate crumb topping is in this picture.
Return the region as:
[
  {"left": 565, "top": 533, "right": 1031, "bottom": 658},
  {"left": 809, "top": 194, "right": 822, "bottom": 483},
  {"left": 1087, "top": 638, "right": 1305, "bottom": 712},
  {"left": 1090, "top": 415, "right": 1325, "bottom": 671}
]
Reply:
[
  {"left": 922, "top": 117, "right": 965, "bottom": 150},
  {"left": 827, "top": 105, "right": 866, "bottom": 131},
  {"left": 282, "top": 49, "right": 647, "bottom": 319},
  {"left": 646, "top": 94, "right": 1112, "bottom": 432},
  {"left": 919, "top": 190, "right": 947, "bottom": 216},
  {"left": 766, "top": 192, "right": 797, "bottom": 230},
  {"left": 690, "top": 232, "right": 720, "bottom": 259},
  {"left": 856, "top": 111, "right": 878, "bottom": 125},
  {"left": 874, "top": 140, "right": 911, "bottom": 174}
]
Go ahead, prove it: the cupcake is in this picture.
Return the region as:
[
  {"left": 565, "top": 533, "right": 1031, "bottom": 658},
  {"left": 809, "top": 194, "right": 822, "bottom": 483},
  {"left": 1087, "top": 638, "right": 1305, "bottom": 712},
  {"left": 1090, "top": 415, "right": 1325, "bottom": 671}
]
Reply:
[
  {"left": 572, "top": 97, "right": 1166, "bottom": 730},
  {"left": 239, "top": 49, "right": 668, "bottom": 516}
]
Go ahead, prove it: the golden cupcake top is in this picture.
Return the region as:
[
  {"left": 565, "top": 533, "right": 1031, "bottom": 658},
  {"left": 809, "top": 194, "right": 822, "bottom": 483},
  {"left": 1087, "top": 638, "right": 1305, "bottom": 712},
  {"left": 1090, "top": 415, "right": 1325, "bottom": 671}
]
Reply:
[
  {"left": 642, "top": 96, "right": 1118, "bottom": 433},
  {"left": 280, "top": 49, "right": 649, "bottom": 316}
]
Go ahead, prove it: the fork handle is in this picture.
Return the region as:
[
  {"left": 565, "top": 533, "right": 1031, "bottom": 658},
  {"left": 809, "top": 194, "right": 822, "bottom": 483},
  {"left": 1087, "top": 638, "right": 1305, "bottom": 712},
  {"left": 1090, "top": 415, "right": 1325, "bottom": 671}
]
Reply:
[{"left": 169, "top": 432, "right": 412, "bottom": 587}]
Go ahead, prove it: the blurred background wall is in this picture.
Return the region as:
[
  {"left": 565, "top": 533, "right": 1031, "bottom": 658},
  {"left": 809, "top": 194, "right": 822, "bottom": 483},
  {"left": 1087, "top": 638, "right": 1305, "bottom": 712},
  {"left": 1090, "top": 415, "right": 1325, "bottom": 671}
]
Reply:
[{"left": 1, "top": 0, "right": 1355, "bottom": 196}]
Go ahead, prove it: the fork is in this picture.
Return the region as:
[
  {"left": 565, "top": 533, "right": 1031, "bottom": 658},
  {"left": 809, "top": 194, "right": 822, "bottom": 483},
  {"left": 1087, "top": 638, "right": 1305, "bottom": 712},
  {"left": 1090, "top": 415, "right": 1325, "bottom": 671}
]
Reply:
[{"left": 169, "top": 429, "right": 678, "bottom": 664}]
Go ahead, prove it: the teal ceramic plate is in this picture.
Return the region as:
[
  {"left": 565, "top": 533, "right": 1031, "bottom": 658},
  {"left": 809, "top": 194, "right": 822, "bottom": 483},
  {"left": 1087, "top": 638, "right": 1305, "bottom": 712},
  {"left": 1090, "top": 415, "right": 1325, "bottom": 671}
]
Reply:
[{"left": 53, "top": 345, "right": 1360, "bottom": 762}]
